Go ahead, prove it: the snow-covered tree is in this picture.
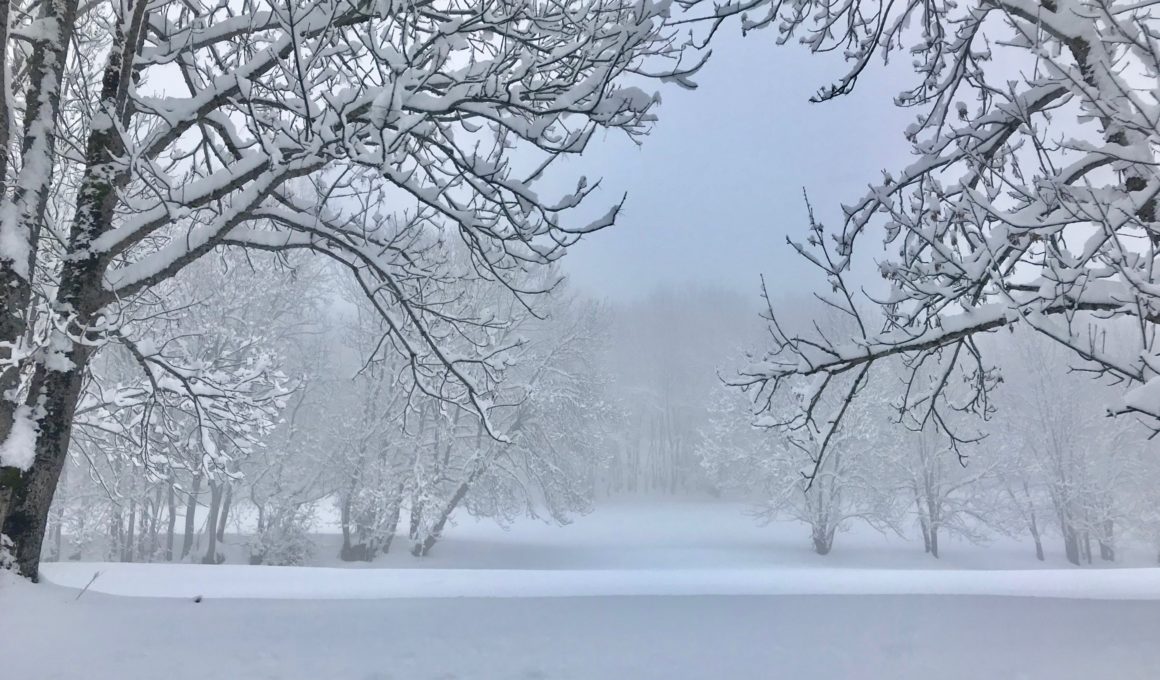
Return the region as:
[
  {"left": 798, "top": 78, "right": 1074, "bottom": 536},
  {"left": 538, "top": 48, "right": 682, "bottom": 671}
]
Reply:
[
  {"left": 0, "top": 0, "right": 695, "bottom": 579},
  {"left": 40, "top": 252, "right": 322, "bottom": 564},
  {"left": 991, "top": 331, "right": 1147, "bottom": 564},
  {"left": 702, "top": 351, "right": 896, "bottom": 555},
  {"left": 408, "top": 287, "right": 620, "bottom": 556},
  {"left": 688, "top": 0, "right": 1160, "bottom": 482},
  {"left": 886, "top": 423, "right": 999, "bottom": 558}
]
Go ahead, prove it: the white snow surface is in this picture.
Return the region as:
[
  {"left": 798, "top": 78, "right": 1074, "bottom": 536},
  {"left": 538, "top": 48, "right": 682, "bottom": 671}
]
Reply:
[
  {"left": 6, "top": 501, "right": 1160, "bottom": 679},
  {"left": 36, "top": 560, "right": 1160, "bottom": 600},
  {"left": 0, "top": 405, "right": 38, "bottom": 470}
]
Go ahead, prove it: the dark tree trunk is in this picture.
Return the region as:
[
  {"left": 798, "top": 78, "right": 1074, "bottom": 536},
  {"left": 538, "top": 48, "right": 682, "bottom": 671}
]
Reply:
[
  {"left": 0, "top": 0, "right": 82, "bottom": 546},
  {"left": 2, "top": 0, "right": 151, "bottom": 582},
  {"left": 181, "top": 472, "right": 202, "bottom": 560},
  {"left": 1, "top": 355, "right": 91, "bottom": 580}
]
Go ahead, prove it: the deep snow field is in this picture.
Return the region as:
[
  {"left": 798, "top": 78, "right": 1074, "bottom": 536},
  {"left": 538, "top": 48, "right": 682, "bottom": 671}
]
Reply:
[{"left": 4, "top": 500, "right": 1160, "bottom": 679}]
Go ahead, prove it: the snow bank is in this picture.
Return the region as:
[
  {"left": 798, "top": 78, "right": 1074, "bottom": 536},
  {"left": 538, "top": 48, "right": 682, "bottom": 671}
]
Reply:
[
  {"left": 39, "top": 561, "right": 1160, "bottom": 600},
  {"left": 5, "top": 579, "right": 1160, "bottom": 680}
]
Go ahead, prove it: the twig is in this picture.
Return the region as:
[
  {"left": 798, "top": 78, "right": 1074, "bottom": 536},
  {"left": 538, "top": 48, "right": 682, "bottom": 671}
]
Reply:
[{"left": 74, "top": 570, "right": 102, "bottom": 600}]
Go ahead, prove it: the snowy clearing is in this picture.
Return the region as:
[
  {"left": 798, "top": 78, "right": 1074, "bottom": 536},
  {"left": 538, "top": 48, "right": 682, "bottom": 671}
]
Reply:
[
  {"left": 7, "top": 502, "right": 1160, "bottom": 679},
  {"left": 4, "top": 577, "right": 1160, "bottom": 680}
]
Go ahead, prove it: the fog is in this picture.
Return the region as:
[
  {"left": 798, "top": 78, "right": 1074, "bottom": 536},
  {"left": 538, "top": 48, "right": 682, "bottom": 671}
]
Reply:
[{"left": 3, "top": 0, "right": 1160, "bottom": 678}]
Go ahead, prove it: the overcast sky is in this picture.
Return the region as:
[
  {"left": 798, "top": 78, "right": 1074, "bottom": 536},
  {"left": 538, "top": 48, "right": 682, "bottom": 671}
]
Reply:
[{"left": 552, "top": 29, "right": 916, "bottom": 304}]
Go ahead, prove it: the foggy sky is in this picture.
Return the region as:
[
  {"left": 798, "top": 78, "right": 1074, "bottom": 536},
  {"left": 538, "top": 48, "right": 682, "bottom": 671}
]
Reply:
[{"left": 554, "top": 30, "right": 917, "bottom": 303}]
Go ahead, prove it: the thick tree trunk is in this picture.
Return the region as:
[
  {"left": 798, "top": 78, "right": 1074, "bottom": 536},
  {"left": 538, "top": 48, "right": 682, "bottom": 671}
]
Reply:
[
  {"left": 0, "top": 0, "right": 82, "bottom": 544},
  {"left": 1, "top": 356, "right": 90, "bottom": 579},
  {"left": 1, "top": 0, "right": 148, "bottom": 581}
]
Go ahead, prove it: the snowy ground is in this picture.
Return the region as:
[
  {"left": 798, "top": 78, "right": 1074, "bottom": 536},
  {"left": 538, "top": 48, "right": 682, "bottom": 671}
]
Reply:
[{"left": 5, "top": 501, "right": 1160, "bottom": 679}]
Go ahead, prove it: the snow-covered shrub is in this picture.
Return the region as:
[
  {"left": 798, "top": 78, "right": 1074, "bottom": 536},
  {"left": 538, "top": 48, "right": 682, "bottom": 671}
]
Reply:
[{"left": 249, "top": 504, "right": 316, "bottom": 566}]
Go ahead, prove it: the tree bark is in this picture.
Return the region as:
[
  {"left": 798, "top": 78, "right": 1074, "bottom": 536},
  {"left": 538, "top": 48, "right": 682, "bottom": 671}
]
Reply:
[
  {"left": 1, "top": 353, "right": 91, "bottom": 579},
  {"left": 1, "top": 0, "right": 149, "bottom": 580},
  {"left": 0, "top": 0, "right": 82, "bottom": 541}
]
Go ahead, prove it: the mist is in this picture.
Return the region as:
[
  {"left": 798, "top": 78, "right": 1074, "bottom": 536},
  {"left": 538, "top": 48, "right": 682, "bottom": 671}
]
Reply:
[{"left": 3, "top": 0, "right": 1160, "bottom": 678}]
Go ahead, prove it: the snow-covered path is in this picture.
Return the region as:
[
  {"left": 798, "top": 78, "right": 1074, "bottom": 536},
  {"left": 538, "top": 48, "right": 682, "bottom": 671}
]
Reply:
[{"left": 3, "top": 584, "right": 1159, "bottom": 680}]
